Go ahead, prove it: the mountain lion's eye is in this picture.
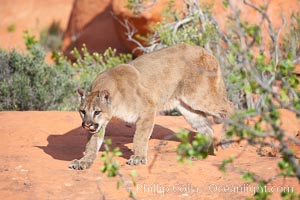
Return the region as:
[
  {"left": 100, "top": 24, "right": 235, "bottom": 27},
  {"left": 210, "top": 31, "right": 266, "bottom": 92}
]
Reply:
[
  {"left": 80, "top": 110, "right": 85, "bottom": 115},
  {"left": 94, "top": 111, "right": 101, "bottom": 116}
]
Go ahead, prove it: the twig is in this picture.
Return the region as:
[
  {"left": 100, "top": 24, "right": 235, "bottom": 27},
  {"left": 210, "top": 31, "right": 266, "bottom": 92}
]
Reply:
[
  {"left": 280, "top": 141, "right": 300, "bottom": 183},
  {"left": 102, "top": 142, "right": 137, "bottom": 200},
  {"left": 243, "top": 0, "right": 281, "bottom": 66},
  {"left": 191, "top": 0, "right": 212, "bottom": 51},
  {"left": 172, "top": 17, "right": 193, "bottom": 35},
  {"left": 111, "top": 12, "right": 149, "bottom": 54},
  {"left": 263, "top": 109, "right": 300, "bottom": 182}
]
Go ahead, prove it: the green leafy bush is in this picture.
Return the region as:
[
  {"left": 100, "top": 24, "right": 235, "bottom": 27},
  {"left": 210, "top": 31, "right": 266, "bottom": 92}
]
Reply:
[
  {"left": 0, "top": 30, "right": 132, "bottom": 111},
  {"left": 176, "top": 130, "right": 212, "bottom": 163},
  {"left": 100, "top": 138, "right": 137, "bottom": 200},
  {"left": 68, "top": 44, "right": 132, "bottom": 91},
  {"left": 0, "top": 44, "right": 75, "bottom": 110}
]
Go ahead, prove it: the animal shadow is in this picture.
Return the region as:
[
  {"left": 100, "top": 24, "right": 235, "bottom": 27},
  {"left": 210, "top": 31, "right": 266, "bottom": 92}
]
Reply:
[{"left": 37, "top": 118, "right": 177, "bottom": 161}]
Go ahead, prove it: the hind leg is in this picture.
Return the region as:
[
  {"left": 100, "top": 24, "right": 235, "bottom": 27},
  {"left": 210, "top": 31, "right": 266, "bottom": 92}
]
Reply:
[
  {"left": 180, "top": 95, "right": 234, "bottom": 149},
  {"left": 177, "top": 104, "right": 213, "bottom": 137}
]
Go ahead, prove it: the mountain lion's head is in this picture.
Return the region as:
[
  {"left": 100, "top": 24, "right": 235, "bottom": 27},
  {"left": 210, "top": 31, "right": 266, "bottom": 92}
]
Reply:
[{"left": 77, "top": 89, "right": 112, "bottom": 133}]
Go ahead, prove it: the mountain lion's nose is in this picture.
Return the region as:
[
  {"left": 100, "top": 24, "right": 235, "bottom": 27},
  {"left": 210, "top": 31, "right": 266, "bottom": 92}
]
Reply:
[
  {"left": 82, "top": 122, "right": 99, "bottom": 131},
  {"left": 82, "top": 122, "right": 91, "bottom": 129}
]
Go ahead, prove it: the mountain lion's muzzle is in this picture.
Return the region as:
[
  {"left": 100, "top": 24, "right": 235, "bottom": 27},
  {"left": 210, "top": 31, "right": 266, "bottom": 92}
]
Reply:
[{"left": 81, "top": 121, "right": 99, "bottom": 133}]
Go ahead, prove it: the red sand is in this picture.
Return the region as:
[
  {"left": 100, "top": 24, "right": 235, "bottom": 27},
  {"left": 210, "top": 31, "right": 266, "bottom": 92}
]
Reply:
[{"left": 0, "top": 111, "right": 299, "bottom": 199}]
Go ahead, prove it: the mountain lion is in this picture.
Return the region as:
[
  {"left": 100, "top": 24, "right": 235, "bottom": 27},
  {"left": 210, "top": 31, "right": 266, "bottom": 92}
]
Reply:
[{"left": 68, "top": 44, "right": 233, "bottom": 170}]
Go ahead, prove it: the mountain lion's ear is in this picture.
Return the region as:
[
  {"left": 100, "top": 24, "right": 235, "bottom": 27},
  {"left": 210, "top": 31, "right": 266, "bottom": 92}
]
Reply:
[
  {"left": 77, "top": 88, "right": 85, "bottom": 99},
  {"left": 98, "top": 90, "right": 111, "bottom": 104}
]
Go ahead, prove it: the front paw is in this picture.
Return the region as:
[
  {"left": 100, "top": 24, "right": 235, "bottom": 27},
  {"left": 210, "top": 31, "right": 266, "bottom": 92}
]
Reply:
[
  {"left": 68, "top": 159, "right": 93, "bottom": 170},
  {"left": 126, "top": 155, "right": 147, "bottom": 165}
]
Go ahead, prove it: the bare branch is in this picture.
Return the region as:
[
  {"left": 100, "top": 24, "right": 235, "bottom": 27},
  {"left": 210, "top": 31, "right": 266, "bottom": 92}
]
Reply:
[
  {"left": 172, "top": 17, "right": 193, "bottom": 35},
  {"left": 191, "top": 0, "right": 212, "bottom": 51},
  {"left": 242, "top": 0, "right": 285, "bottom": 66},
  {"left": 243, "top": 0, "right": 276, "bottom": 43},
  {"left": 111, "top": 12, "right": 149, "bottom": 54}
]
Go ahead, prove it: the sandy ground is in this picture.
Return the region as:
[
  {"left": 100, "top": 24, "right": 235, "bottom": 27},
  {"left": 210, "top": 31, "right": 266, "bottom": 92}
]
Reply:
[
  {"left": 0, "top": 111, "right": 299, "bottom": 200},
  {"left": 0, "top": 0, "right": 73, "bottom": 51}
]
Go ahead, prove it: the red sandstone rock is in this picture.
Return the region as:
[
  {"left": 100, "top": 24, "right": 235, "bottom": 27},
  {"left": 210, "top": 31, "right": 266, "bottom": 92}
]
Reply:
[
  {"left": 112, "top": 0, "right": 184, "bottom": 54},
  {"left": 62, "top": 0, "right": 128, "bottom": 58}
]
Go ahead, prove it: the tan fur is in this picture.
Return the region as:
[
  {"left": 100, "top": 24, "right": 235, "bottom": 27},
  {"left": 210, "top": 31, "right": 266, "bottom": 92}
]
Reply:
[{"left": 69, "top": 44, "right": 234, "bottom": 169}]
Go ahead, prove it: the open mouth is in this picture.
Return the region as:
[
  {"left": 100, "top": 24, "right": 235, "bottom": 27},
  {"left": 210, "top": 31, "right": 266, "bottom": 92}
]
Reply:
[
  {"left": 88, "top": 128, "right": 96, "bottom": 132},
  {"left": 87, "top": 126, "right": 101, "bottom": 134},
  {"left": 89, "top": 128, "right": 98, "bottom": 133},
  {"left": 82, "top": 124, "right": 100, "bottom": 133}
]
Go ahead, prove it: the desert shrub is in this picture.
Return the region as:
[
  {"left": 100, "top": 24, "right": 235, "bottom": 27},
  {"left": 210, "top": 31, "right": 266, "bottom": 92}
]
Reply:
[
  {"left": 67, "top": 44, "right": 132, "bottom": 91},
  {"left": 39, "top": 21, "right": 63, "bottom": 52},
  {"left": 52, "top": 45, "right": 132, "bottom": 110},
  {"left": 0, "top": 45, "right": 75, "bottom": 110},
  {"left": 0, "top": 29, "right": 133, "bottom": 111}
]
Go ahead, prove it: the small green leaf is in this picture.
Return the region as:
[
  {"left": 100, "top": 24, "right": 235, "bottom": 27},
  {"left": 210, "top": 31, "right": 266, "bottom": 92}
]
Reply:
[
  {"left": 280, "top": 90, "right": 288, "bottom": 102},
  {"left": 98, "top": 128, "right": 105, "bottom": 137},
  {"left": 229, "top": 73, "right": 238, "bottom": 83},
  {"left": 129, "top": 191, "right": 136, "bottom": 199},
  {"left": 222, "top": 1, "right": 229, "bottom": 8},
  {"left": 117, "top": 180, "right": 123, "bottom": 189},
  {"left": 259, "top": 4, "right": 267, "bottom": 10},
  {"left": 219, "top": 155, "right": 235, "bottom": 172},
  {"left": 241, "top": 172, "right": 255, "bottom": 182},
  {"left": 244, "top": 83, "right": 252, "bottom": 93},
  {"left": 130, "top": 170, "right": 138, "bottom": 178},
  {"left": 105, "top": 138, "right": 112, "bottom": 145},
  {"left": 7, "top": 24, "right": 16, "bottom": 33},
  {"left": 101, "top": 165, "right": 107, "bottom": 173},
  {"left": 246, "top": 108, "right": 256, "bottom": 115}
]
